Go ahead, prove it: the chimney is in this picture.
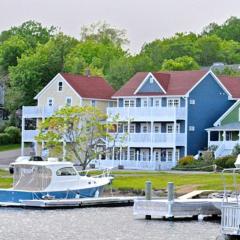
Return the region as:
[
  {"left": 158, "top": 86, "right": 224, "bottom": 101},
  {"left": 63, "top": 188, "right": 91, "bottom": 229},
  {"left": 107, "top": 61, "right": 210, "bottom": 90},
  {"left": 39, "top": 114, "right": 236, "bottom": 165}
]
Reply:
[{"left": 85, "top": 68, "right": 91, "bottom": 77}]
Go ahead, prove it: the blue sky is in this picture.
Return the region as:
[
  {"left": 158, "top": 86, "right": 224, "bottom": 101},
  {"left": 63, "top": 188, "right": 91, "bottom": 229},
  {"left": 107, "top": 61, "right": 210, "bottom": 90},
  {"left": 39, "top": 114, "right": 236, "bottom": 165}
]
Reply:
[{"left": 1, "top": 0, "right": 240, "bottom": 53}]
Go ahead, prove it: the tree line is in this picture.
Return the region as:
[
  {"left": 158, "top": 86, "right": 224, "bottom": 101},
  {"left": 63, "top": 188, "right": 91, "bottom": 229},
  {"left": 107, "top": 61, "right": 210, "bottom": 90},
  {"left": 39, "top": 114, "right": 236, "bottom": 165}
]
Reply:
[{"left": 1, "top": 17, "right": 240, "bottom": 114}]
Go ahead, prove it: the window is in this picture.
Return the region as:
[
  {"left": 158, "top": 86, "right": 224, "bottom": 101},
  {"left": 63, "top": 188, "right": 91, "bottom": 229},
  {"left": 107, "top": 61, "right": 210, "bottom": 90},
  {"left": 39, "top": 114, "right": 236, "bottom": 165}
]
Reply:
[
  {"left": 141, "top": 124, "right": 148, "bottom": 133},
  {"left": 190, "top": 99, "right": 195, "bottom": 105},
  {"left": 130, "top": 149, "right": 135, "bottom": 160},
  {"left": 58, "top": 82, "right": 63, "bottom": 91},
  {"left": 154, "top": 99, "right": 160, "bottom": 107},
  {"left": 91, "top": 100, "right": 96, "bottom": 107},
  {"left": 167, "top": 150, "right": 173, "bottom": 162},
  {"left": 142, "top": 98, "right": 148, "bottom": 107},
  {"left": 124, "top": 99, "right": 135, "bottom": 107},
  {"left": 189, "top": 126, "right": 195, "bottom": 131},
  {"left": 66, "top": 97, "right": 72, "bottom": 106},
  {"left": 167, "top": 99, "right": 180, "bottom": 107},
  {"left": 56, "top": 167, "right": 77, "bottom": 176},
  {"left": 149, "top": 76, "right": 154, "bottom": 84},
  {"left": 166, "top": 123, "right": 180, "bottom": 133},
  {"left": 155, "top": 151, "right": 160, "bottom": 161},
  {"left": 154, "top": 124, "right": 161, "bottom": 133},
  {"left": 130, "top": 124, "right": 135, "bottom": 133},
  {"left": 48, "top": 98, "right": 54, "bottom": 107},
  {"left": 176, "top": 149, "right": 180, "bottom": 162},
  {"left": 142, "top": 150, "right": 149, "bottom": 161},
  {"left": 123, "top": 124, "right": 128, "bottom": 133}
]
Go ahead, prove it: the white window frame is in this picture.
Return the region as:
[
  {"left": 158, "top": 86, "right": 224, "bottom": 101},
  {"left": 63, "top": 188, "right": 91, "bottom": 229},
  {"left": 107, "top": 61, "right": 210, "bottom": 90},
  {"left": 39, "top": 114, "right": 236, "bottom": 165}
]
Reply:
[
  {"left": 47, "top": 97, "right": 54, "bottom": 107},
  {"left": 130, "top": 124, "right": 135, "bottom": 133},
  {"left": 189, "top": 99, "right": 195, "bottom": 105},
  {"left": 124, "top": 99, "right": 135, "bottom": 108},
  {"left": 65, "top": 97, "right": 72, "bottom": 106},
  {"left": 175, "top": 149, "right": 180, "bottom": 162},
  {"left": 141, "top": 123, "right": 148, "bottom": 133},
  {"left": 153, "top": 98, "right": 161, "bottom": 107},
  {"left": 167, "top": 150, "right": 173, "bottom": 162},
  {"left": 130, "top": 149, "right": 135, "bottom": 160},
  {"left": 189, "top": 126, "right": 195, "bottom": 131},
  {"left": 166, "top": 123, "right": 180, "bottom": 133},
  {"left": 167, "top": 98, "right": 180, "bottom": 108},
  {"left": 154, "top": 123, "right": 161, "bottom": 133},
  {"left": 141, "top": 98, "right": 148, "bottom": 107},
  {"left": 58, "top": 81, "right": 63, "bottom": 92},
  {"left": 154, "top": 150, "right": 161, "bottom": 161}
]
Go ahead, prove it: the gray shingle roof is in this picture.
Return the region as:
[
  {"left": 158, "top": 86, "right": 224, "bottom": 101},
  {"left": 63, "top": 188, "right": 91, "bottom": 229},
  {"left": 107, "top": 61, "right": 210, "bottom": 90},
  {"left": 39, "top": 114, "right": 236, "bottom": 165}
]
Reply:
[{"left": 206, "top": 122, "right": 240, "bottom": 131}]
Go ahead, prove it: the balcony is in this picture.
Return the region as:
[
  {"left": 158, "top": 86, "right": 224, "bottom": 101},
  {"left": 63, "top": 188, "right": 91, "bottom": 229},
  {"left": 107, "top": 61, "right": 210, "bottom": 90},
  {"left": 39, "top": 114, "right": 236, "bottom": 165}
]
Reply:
[
  {"left": 22, "top": 130, "right": 39, "bottom": 142},
  {"left": 113, "top": 132, "right": 186, "bottom": 147},
  {"left": 107, "top": 106, "right": 186, "bottom": 121},
  {"left": 22, "top": 106, "right": 58, "bottom": 118}
]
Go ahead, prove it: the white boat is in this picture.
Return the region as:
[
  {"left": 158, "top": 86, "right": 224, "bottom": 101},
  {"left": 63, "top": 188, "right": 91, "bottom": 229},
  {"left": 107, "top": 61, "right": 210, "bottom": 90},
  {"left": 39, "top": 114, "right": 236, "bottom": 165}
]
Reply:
[{"left": 0, "top": 161, "right": 112, "bottom": 203}]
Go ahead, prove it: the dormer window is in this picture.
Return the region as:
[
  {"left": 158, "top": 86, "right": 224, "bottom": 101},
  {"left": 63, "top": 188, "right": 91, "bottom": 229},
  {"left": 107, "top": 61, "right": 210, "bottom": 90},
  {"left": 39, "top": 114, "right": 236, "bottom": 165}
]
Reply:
[{"left": 58, "top": 82, "right": 63, "bottom": 91}]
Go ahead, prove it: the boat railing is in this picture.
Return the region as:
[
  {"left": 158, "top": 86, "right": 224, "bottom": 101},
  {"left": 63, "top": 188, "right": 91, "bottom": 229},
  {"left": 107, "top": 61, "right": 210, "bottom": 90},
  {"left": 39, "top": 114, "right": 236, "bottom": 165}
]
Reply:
[{"left": 78, "top": 168, "right": 113, "bottom": 178}]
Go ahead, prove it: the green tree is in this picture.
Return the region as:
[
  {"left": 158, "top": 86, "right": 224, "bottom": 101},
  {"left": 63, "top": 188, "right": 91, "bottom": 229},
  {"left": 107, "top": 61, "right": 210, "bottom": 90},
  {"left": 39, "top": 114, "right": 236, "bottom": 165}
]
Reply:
[
  {"left": 0, "top": 35, "right": 29, "bottom": 70},
  {"left": 7, "top": 34, "right": 77, "bottom": 110},
  {"left": 195, "top": 35, "right": 223, "bottom": 66},
  {"left": 80, "top": 22, "right": 129, "bottom": 47},
  {"left": 161, "top": 56, "right": 200, "bottom": 71},
  {"left": 64, "top": 39, "right": 126, "bottom": 76},
  {"left": 106, "top": 56, "right": 134, "bottom": 89},
  {"left": 36, "top": 106, "right": 120, "bottom": 169}
]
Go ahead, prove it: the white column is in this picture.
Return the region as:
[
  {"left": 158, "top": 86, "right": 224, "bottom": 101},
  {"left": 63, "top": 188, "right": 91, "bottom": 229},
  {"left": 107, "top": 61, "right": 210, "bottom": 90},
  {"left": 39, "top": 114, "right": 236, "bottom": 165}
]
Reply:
[
  {"left": 63, "top": 141, "right": 66, "bottom": 161},
  {"left": 112, "top": 147, "right": 115, "bottom": 167},
  {"left": 207, "top": 131, "right": 210, "bottom": 148},
  {"left": 223, "top": 131, "right": 226, "bottom": 142},
  {"left": 173, "top": 119, "right": 177, "bottom": 165},
  {"left": 150, "top": 147, "right": 153, "bottom": 162},
  {"left": 120, "top": 146, "right": 122, "bottom": 165},
  {"left": 239, "top": 131, "right": 240, "bottom": 144},
  {"left": 21, "top": 108, "right": 25, "bottom": 156},
  {"left": 127, "top": 146, "right": 130, "bottom": 161}
]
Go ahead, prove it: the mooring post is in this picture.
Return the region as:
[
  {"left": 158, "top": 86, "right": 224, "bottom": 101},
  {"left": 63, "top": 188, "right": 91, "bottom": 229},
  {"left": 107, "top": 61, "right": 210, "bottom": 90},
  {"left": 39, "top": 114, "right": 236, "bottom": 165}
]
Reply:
[
  {"left": 167, "top": 182, "right": 174, "bottom": 220},
  {"left": 145, "top": 181, "right": 152, "bottom": 200},
  {"left": 145, "top": 181, "right": 152, "bottom": 220}
]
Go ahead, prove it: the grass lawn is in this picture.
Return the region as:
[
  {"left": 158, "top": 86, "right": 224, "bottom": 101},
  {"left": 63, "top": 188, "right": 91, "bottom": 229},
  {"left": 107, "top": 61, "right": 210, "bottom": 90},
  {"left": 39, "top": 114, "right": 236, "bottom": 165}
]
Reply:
[
  {"left": 0, "top": 169, "right": 12, "bottom": 188},
  {"left": 0, "top": 169, "right": 238, "bottom": 194},
  {"left": 0, "top": 144, "right": 20, "bottom": 152}
]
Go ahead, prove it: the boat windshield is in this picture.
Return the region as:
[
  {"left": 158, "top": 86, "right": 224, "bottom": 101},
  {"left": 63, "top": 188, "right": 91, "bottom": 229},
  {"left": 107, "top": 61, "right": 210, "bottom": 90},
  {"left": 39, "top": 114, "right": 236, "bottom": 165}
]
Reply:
[{"left": 13, "top": 165, "right": 52, "bottom": 191}]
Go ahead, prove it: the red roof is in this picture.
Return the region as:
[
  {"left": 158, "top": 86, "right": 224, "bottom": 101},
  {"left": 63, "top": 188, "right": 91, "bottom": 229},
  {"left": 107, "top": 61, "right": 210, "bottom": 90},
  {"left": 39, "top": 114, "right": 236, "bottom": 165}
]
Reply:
[
  {"left": 113, "top": 70, "right": 240, "bottom": 98},
  {"left": 61, "top": 73, "right": 115, "bottom": 100}
]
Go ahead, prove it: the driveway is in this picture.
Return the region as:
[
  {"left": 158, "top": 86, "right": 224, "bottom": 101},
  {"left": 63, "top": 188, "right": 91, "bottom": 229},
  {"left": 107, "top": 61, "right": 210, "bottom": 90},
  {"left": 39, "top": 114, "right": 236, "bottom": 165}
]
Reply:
[{"left": 0, "top": 148, "right": 31, "bottom": 167}]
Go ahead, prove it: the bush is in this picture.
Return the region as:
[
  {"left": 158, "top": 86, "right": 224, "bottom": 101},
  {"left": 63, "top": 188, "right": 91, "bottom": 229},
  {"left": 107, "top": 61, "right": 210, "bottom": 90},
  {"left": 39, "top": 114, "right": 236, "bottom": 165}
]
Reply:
[
  {"left": 4, "top": 126, "right": 21, "bottom": 144},
  {"left": 232, "top": 144, "right": 240, "bottom": 156},
  {"left": 214, "top": 155, "right": 236, "bottom": 169},
  {"left": 0, "top": 133, "right": 11, "bottom": 145},
  {"left": 178, "top": 155, "right": 195, "bottom": 166}
]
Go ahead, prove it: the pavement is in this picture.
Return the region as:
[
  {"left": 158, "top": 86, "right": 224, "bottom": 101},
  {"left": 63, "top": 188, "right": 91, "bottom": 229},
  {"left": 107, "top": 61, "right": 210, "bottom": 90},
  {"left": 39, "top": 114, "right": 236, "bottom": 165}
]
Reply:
[{"left": 0, "top": 148, "right": 31, "bottom": 167}]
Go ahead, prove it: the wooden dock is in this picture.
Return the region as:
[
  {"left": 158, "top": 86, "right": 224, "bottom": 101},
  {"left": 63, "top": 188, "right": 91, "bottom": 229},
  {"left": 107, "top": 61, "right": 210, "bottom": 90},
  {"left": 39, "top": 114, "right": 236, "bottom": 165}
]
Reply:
[{"left": 0, "top": 196, "right": 136, "bottom": 209}]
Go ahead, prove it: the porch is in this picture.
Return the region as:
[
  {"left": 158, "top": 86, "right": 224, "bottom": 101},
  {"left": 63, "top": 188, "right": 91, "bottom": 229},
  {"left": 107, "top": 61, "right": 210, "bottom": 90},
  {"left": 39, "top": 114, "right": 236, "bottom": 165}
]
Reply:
[{"left": 206, "top": 122, "right": 240, "bottom": 158}]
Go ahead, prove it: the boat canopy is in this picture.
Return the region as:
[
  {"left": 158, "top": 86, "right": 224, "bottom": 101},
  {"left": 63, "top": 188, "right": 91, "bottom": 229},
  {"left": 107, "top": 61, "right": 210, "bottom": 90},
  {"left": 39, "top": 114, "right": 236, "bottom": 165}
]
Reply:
[{"left": 13, "top": 162, "right": 77, "bottom": 191}]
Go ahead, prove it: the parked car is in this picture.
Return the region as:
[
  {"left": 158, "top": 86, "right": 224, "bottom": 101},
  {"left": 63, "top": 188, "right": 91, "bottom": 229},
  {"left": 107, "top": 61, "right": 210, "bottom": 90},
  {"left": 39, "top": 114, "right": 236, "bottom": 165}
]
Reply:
[{"left": 9, "top": 156, "right": 44, "bottom": 174}]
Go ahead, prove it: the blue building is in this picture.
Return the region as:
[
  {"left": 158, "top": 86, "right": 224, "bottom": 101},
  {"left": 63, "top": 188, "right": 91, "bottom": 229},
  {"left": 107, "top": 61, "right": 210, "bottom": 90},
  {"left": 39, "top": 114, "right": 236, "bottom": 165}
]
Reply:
[{"left": 95, "top": 70, "right": 240, "bottom": 170}]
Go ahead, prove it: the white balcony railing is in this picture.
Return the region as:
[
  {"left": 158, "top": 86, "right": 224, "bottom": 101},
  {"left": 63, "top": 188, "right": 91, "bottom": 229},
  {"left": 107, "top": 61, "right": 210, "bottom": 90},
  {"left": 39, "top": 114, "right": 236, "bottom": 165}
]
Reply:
[
  {"left": 22, "top": 106, "right": 58, "bottom": 118},
  {"left": 22, "top": 130, "right": 39, "bottom": 142},
  {"left": 113, "top": 132, "right": 186, "bottom": 147},
  {"left": 107, "top": 106, "right": 186, "bottom": 121}
]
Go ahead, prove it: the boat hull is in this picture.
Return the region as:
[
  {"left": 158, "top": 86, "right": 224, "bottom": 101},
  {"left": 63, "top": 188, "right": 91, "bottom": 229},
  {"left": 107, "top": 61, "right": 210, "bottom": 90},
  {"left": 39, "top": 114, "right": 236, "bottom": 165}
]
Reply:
[{"left": 0, "top": 186, "right": 104, "bottom": 203}]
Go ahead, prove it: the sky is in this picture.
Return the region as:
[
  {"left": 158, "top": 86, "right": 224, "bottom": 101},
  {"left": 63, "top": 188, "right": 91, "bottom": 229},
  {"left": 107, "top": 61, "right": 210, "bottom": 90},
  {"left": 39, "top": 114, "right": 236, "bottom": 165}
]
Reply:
[{"left": 1, "top": 0, "right": 240, "bottom": 53}]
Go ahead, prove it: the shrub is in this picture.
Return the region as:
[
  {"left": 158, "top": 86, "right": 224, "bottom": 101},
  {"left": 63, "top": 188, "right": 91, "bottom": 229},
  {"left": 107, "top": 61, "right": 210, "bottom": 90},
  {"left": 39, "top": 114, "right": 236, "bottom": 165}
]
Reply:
[
  {"left": 4, "top": 126, "right": 21, "bottom": 144},
  {"left": 0, "top": 133, "right": 11, "bottom": 145},
  {"left": 214, "top": 155, "right": 236, "bottom": 169},
  {"left": 178, "top": 155, "right": 195, "bottom": 166},
  {"left": 232, "top": 144, "right": 240, "bottom": 156}
]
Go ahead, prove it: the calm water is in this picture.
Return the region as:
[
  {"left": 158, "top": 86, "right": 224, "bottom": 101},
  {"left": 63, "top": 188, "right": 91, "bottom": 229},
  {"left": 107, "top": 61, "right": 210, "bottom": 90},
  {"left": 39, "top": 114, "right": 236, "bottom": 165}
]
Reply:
[{"left": 0, "top": 207, "right": 220, "bottom": 240}]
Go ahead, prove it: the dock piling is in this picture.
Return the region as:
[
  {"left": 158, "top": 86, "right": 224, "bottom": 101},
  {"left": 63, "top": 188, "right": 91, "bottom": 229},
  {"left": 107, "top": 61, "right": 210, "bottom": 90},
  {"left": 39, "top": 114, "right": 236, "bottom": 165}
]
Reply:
[
  {"left": 145, "top": 181, "right": 152, "bottom": 200},
  {"left": 167, "top": 182, "right": 174, "bottom": 220}
]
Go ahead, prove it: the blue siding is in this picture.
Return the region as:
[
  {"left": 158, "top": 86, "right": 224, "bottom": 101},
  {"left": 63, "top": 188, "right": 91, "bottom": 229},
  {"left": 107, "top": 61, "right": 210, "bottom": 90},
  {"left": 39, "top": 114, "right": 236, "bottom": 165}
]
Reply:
[
  {"left": 187, "top": 73, "right": 235, "bottom": 155},
  {"left": 138, "top": 76, "right": 163, "bottom": 93}
]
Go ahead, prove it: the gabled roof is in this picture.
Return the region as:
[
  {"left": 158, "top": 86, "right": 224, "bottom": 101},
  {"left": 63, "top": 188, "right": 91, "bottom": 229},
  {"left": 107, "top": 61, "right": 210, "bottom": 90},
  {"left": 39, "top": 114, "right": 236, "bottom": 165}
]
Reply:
[
  {"left": 206, "top": 122, "right": 240, "bottom": 131},
  {"left": 214, "top": 100, "right": 240, "bottom": 126},
  {"left": 112, "top": 70, "right": 240, "bottom": 98},
  {"left": 35, "top": 73, "right": 115, "bottom": 100},
  {"left": 61, "top": 73, "right": 115, "bottom": 100}
]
